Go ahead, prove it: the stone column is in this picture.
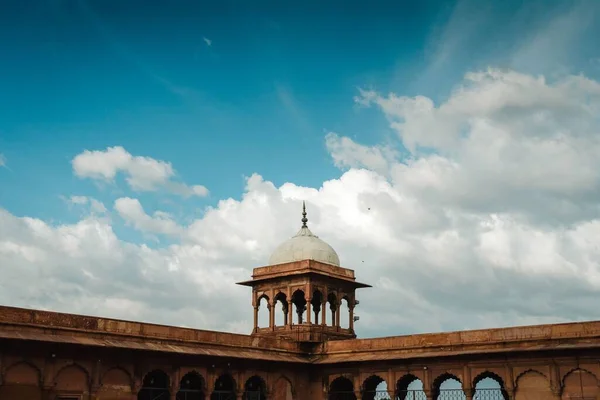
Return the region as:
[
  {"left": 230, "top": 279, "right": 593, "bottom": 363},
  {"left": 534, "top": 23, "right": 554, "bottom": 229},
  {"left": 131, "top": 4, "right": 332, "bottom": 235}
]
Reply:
[
  {"left": 335, "top": 300, "right": 341, "bottom": 328},
  {"left": 287, "top": 300, "right": 294, "bottom": 326},
  {"left": 321, "top": 297, "right": 327, "bottom": 325},
  {"left": 349, "top": 304, "right": 355, "bottom": 332},
  {"left": 269, "top": 303, "right": 274, "bottom": 330},
  {"left": 307, "top": 297, "right": 312, "bottom": 325},
  {"left": 253, "top": 306, "right": 259, "bottom": 332},
  {"left": 465, "top": 388, "right": 474, "bottom": 400}
]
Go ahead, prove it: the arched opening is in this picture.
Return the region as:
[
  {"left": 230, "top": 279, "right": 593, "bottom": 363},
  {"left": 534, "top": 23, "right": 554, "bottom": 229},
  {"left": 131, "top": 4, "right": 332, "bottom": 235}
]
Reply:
[
  {"left": 434, "top": 374, "right": 465, "bottom": 400},
  {"left": 561, "top": 369, "right": 598, "bottom": 400},
  {"left": 340, "top": 296, "right": 350, "bottom": 329},
  {"left": 244, "top": 375, "right": 267, "bottom": 400},
  {"left": 327, "top": 292, "right": 338, "bottom": 326},
  {"left": 257, "top": 295, "right": 270, "bottom": 328},
  {"left": 138, "top": 370, "right": 170, "bottom": 400},
  {"left": 274, "top": 292, "right": 288, "bottom": 326},
  {"left": 515, "top": 370, "right": 552, "bottom": 400},
  {"left": 291, "top": 289, "right": 307, "bottom": 324},
  {"left": 362, "top": 375, "right": 390, "bottom": 400},
  {"left": 177, "top": 371, "right": 205, "bottom": 400},
  {"left": 473, "top": 371, "right": 508, "bottom": 400},
  {"left": 328, "top": 376, "right": 356, "bottom": 400},
  {"left": 0, "top": 361, "right": 42, "bottom": 400},
  {"left": 211, "top": 374, "right": 236, "bottom": 400},
  {"left": 311, "top": 290, "right": 323, "bottom": 324},
  {"left": 396, "top": 375, "right": 426, "bottom": 400}
]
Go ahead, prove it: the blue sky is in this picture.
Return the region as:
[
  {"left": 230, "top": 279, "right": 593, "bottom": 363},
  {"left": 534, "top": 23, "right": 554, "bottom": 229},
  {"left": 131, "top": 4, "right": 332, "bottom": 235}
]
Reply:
[
  {"left": 2, "top": 0, "right": 597, "bottom": 227},
  {"left": 2, "top": 0, "right": 600, "bottom": 337}
]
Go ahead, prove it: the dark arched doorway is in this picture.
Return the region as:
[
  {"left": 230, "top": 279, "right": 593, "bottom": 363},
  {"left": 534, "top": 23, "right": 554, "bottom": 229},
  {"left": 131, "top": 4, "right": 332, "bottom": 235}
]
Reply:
[
  {"left": 177, "top": 371, "right": 205, "bottom": 400},
  {"left": 211, "top": 374, "right": 236, "bottom": 400},
  {"left": 243, "top": 375, "right": 267, "bottom": 400},
  {"left": 138, "top": 370, "right": 170, "bottom": 400},
  {"left": 328, "top": 376, "right": 356, "bottom": 400}
]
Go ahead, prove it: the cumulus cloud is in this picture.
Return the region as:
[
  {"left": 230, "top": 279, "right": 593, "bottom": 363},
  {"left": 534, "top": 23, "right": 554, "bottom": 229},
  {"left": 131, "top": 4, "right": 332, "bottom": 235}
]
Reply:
[
  {"left": 3, "top": 69, "right": 600, "bottom": 338},
  {"left": 358, "top": 69, "right": 600, "bottom": 224},
  {"left": 67, "top": 195, "right": 108, "bottom": 215},
  {"left": 114, "top": 197, "right": 182, "bottom": 237},
  {"left": 325, "top": 132, "right": 398, "bottom": 176},
  {"left": 72, "top": 146, "right": 209, "bottom": 197}
]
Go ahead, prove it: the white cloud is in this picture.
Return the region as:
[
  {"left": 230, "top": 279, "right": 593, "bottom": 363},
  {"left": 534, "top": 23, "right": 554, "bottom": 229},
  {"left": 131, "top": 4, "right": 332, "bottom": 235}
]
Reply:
[
  {"left": 3, "top": 69, "right": 600, "bottom": 338},
  {"left": 72, "top": 146, "right": 209, "bottom": 197},
  {"left": 325, "top": 132, "right": 397, "bottom": 176},
  {"left": 114, "top": 197, "right": 182, "bottom": 237},
  {"left": 67, "top": 195, "right": 107, "bottom": 214},
  {"left": 203, "top": 37, "right": 212, "bottom": 47}
]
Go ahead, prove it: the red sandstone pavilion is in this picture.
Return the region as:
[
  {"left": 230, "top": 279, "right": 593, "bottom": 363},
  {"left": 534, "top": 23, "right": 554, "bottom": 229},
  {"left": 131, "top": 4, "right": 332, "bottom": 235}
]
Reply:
[{"left": 1, "top": 205, "right": 599, "bottom": 400}]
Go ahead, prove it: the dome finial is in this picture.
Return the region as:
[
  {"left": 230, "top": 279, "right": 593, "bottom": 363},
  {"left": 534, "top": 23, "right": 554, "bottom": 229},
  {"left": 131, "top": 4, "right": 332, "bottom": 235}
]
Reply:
[{"left": 301, "top": 201, "right": 308, "bottom": 228}]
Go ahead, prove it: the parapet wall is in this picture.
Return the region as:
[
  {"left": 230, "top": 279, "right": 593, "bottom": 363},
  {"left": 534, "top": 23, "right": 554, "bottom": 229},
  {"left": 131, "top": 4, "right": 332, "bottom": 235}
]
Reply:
[
  {"left": 0, "top": 305, "right": 300, "bottom": 352},
  {"left": 324, "top": 319, "right": 600, "bottom": 353}
]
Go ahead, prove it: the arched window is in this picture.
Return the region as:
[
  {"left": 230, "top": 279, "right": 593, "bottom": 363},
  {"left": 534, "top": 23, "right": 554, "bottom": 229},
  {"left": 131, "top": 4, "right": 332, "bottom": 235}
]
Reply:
[
  {"left": 329, "top": 376, "right": 356, "bottom": 400},
  {"left": 311, "top": 290, "right": 324, "bottom": 323},
  {"left": 274, "top": 292, "right": 288, "bottom": 326},
  {"left": 434, "top": 374, "right": 465, "bottom": 400},
  {"left": 291, "top": 289, "right": 306, "bottom": 324},
  {"left": 177, "top": 371, "right": 205, "bottom": 400},
  {"left": 362, "top": 375, "right": 390, "bottom": 400},
  {"left": 138, "top": 370, "right": 170, "bottom": 400},
  {"left": 327, "top": 293, "right": 338, "bottom": 326},
  {"left": 243, "top": 375, "right": 267, "bottom": 400},
  {"left": 257, "top": 295, "right": 270, "bottom": 328},
  {"left": 396, "top": 375, "right": 426, "bottom": 400},
  {"left": 211, "top": 374, "right": 236, "bottom": 400}
]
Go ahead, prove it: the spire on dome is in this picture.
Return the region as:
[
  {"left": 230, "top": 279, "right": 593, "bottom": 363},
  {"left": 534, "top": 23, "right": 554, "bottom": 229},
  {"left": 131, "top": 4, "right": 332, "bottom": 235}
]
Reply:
[{"left": 301, "top": 201, "right": 308, "bottom": 228}]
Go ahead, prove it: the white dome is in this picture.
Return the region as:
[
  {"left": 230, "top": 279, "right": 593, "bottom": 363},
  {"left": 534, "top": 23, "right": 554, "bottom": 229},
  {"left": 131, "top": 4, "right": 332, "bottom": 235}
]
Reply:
[{"left": 269, "top": 226, "right": 341, "bottom": 266}]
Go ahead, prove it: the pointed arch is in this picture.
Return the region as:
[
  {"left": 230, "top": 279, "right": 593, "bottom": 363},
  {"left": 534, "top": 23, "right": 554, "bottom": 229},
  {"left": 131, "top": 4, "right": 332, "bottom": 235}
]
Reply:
[
  {"left": 274, "top": 292, "right": 288, "bottom": 326},
  {"left": 311, "top": 289, "right": 324, "bottom": 324},
  {"left": 54, "top": 363, "right": 90, "bottom": 393},
  {"left": 244, "top": 375, "right": 267, "bottom": 400},
  {"left": 272, "top": 375, "right": 294, "bottom": 400},
  {"left": 362, "top": 375, "right": 389, "bottom": 400},
  {"left": 101, "top": 366, "right": 132, "bottom": 388},
  {"left": 561, "top": 368, "right": 599, "bottom": 400},
  {"left": 0, "top": 360, "right": 43, "bottom": 400},
  {"left": 291, "top": 289, "right": 307, "bottom": 324},
  {"left": 433, "top": 373, "right": 464, "bottom": 400},
  {"left": 515, "top": 369, "right": 548, "bottom": 383},
  {"left": 3, "top": 360, "right": 42, "bottom": 386},
  {"left": 327, "top": 292, "right": 338, "bottom": 326},
  {"left": 138, "top": 369, "right": 170, "bottom": 400},
  {"left": 211, "top": 373, "right": 236, "bottom": 400},
  {"left": 257, "top": 294, "right": 270, "bottom": 329},
  {"left": 328, "top": 376, "right": 356, "bottom": 400},
  {"left": 178, "top": 371, "right": 205, "bottom": 400},
  {"left": 473, "top": 371, "right": 508, "bottom": 400},
  {"left": 340, "top": 295, "right": 350, "bottom": 329},
  {"left": 561, "top": 367, "right": 598, "bottom": 387},
  {"left": 515, "top": 370, "right": 551, "bottom": 400},
  {"left": 396, "top": 374, "right": 426, "bottom": 400}
]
